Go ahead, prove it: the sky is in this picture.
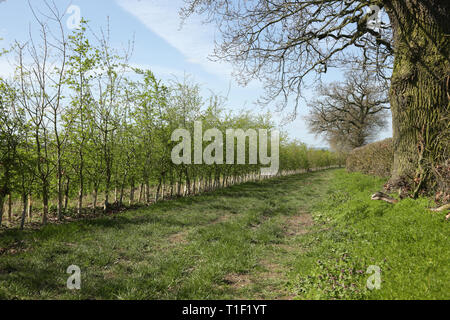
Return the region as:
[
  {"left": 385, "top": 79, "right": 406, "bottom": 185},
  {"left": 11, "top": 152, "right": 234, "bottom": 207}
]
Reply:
[{"left": 0, "top": 0, "right": 392, "bottom": 148}]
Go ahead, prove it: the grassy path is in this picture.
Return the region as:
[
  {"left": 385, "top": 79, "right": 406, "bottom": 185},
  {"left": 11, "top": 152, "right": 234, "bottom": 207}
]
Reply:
[{"left": 0, "top": 169, "right": 448, "bottom": 299}]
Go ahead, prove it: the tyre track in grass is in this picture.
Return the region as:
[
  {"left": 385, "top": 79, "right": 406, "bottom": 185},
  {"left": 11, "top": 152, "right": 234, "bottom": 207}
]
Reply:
[
  {"left": 0, "top": 169, "right": 336, "bottom": 299},
  {"left": 219, "top": 172, "right": 334, "bottom": 300}
]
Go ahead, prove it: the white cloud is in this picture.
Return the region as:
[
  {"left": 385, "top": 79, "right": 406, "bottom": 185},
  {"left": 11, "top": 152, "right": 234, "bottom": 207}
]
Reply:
[{"left": 116, "top": 0, "right": 232, "bottom": 78}]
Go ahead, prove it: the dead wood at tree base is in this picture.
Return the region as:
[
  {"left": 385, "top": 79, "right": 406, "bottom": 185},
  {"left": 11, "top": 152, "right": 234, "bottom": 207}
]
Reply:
[
  {"left": 371, "top": 192, "right": 450, "bottom": 219},
  {"left": 371, "top": 192, "right": 399, "bottom": 204},
  {"left": 429, "top": 204, "right": 450, "bottom": 212}
]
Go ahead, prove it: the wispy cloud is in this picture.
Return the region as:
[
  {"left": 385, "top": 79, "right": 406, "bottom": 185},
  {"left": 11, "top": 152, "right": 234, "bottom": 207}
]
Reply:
[{"left": 115, "top": 0, "right": 232, "bottom": 78}]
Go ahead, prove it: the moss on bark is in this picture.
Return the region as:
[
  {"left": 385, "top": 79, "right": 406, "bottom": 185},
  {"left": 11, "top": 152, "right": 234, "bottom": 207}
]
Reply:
[{"left": 384, "top": 0, "right": 449, "bottom": 195}]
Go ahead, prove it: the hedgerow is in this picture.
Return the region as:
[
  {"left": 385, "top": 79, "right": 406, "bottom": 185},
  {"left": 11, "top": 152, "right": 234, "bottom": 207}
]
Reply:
[{"left": 346, "top": 139, "right": 393, "bottom": 178}]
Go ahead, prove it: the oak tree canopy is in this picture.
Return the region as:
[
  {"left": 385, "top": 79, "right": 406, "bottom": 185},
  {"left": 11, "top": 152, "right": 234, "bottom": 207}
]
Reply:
[{"left": 181, "top": 0, "right": 450, "bottom": 195}]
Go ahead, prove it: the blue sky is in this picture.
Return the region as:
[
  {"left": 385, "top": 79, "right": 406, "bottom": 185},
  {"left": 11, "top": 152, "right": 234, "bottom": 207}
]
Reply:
[{"left": 0, "top": 0, "right": 392, "bottom": 148}]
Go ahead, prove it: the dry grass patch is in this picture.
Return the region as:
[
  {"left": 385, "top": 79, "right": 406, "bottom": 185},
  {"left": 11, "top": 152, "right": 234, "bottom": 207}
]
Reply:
[
  {"left": 223, "top": 273, "right": 252, "bottom": 289},
  {"left": 168, "top": 231, "right": 189, "bottom": 244},
  {"left": 283, "top": 213, "right": 313, "bottom": 236},
  {"left": 210, "top": 214, "right": 232, "bottom": 225}
]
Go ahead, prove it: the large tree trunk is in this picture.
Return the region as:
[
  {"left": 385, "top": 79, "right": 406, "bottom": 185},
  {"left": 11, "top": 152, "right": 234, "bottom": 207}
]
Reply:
[{"left": 385, "top": 0, "right": 450, "bottom": 195}]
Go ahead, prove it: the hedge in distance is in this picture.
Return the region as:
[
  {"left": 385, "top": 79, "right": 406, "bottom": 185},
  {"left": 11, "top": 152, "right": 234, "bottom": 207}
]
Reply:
[{"left": 346, "top": 138, "right": 393, "bottom": 178}]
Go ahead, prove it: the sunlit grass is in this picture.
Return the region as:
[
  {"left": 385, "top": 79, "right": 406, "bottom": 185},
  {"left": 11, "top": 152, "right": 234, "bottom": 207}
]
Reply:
[{"left": 0, "top": 169, "right": 448, "bottom": 300}]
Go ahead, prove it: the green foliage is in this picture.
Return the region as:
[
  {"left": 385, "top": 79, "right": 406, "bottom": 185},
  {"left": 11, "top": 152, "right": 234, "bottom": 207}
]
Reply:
[{"left": 0, "top": 18, "right": 341, "bottom": 227}]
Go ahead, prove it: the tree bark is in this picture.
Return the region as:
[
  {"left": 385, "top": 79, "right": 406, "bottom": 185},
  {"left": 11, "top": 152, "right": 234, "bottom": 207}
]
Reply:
[
  {"left": 42, "top": 183, "right": 49, "bottom": 225},
  {"left": 64, "top": 178, "right": 70, "bottom": 212},
  {"left": 27, "top": 194, "right": 33, "bottom": 221},
  {"left": 56, "top": 150, "right": 63, "bottom": 221},
  {"left": 7, "top": 193, "right": 12, "bottom": 224},
  {"left": 129, "top": 179, "right": 135, "bottom": 206},
  {"left": 93, "top": 186, "right": 98, "bottom": 211},
  {"left": 177, "top": 174, "right": 182, "bottom": 197},
  {"left": 138, "top": 183, "right": 144, "bottom": 203},
  {"left": 185, "top": 168, "right": 191, "bottom": 196},
  {"left": 77, "top": 186, "right": 83, "bottom": 218},
  {"left": 145, "top": 182, "right": 151, "bottom": 204},
  {"left": 119, "top": 181, "right": 125, "bottom": 207},
  {"left": 103, "top": 135, "right": 112, "bottom": 212},
  {"left": 155, "top": 177, "right": 162, "bottom": 202},
  {"left": 20, "top": 193, "right": 27, "bottom": 230},
  {"left": 162, "top": 174, "right": 166, "bottom": 201},
  {"left": 0, "top": 193, "right": 5, "bottom": 226},
  {"left": 78, "top": 162, "right": 84, "bottom": 218},
  {"left": 384, "top": 0, "right": 450, "bottom": 194}
]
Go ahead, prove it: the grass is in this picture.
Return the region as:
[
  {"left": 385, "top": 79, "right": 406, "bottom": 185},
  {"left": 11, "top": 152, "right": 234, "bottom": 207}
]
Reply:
[
  {"left": 0, "top": 169, "right": 448, "bottom": 300},
  {"left": 292, "top": 170, "right": 450, "bottom": 300}
]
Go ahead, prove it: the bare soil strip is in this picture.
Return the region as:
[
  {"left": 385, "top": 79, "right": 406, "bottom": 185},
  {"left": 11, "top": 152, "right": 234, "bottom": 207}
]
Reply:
[{"left": 223, "top": 212, "right": 314, "bottom": 299}]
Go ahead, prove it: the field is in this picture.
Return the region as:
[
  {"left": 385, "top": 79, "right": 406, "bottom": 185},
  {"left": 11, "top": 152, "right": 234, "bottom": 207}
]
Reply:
[{"left": 0, "top": 169, "right": 448, "bottom": 300}]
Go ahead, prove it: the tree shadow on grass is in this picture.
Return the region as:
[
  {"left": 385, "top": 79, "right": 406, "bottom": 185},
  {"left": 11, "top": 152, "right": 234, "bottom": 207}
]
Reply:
[{"left": 1, "top": 171, "right": 329, "bottom": 255}]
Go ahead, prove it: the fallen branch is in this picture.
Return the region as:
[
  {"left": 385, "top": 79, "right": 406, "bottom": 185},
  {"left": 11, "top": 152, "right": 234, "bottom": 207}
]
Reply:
[
  {"left": 430, "top": 204, "right": 450, "bottom": 221},
  {"left": 371, "top": 192, "right": 450, "bottom": 220},
  {"left": 429, "top": 203, "right": 450, "bottom": 212},
  {"left": 371, "top": 192, "right": 398, "bottom": 204}
]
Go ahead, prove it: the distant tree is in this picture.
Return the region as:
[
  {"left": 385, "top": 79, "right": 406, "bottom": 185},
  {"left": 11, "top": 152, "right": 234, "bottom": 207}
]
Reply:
[
  {"left": 306, "top": 70, "right": 389, "bottom": 152},
  {"left": 65, "top": 19, "right": 99, "bottom": 217},
  {"left": 0, "top": 80, "right": 20, "bottom": 226},
  {"left": 14, "top": 1, "right": 69, "bottom": 224},
  {"left": 91, "top": 23, "right": 132, "bottom": 212},
  {"left": 0, "top": 8, "right": 346, "bottom": 229}
]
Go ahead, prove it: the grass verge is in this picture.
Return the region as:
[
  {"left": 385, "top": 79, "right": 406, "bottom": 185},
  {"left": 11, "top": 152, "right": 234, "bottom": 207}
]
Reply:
[{"left": 290, "top": 170, "right": 449, "bottom": 299}]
